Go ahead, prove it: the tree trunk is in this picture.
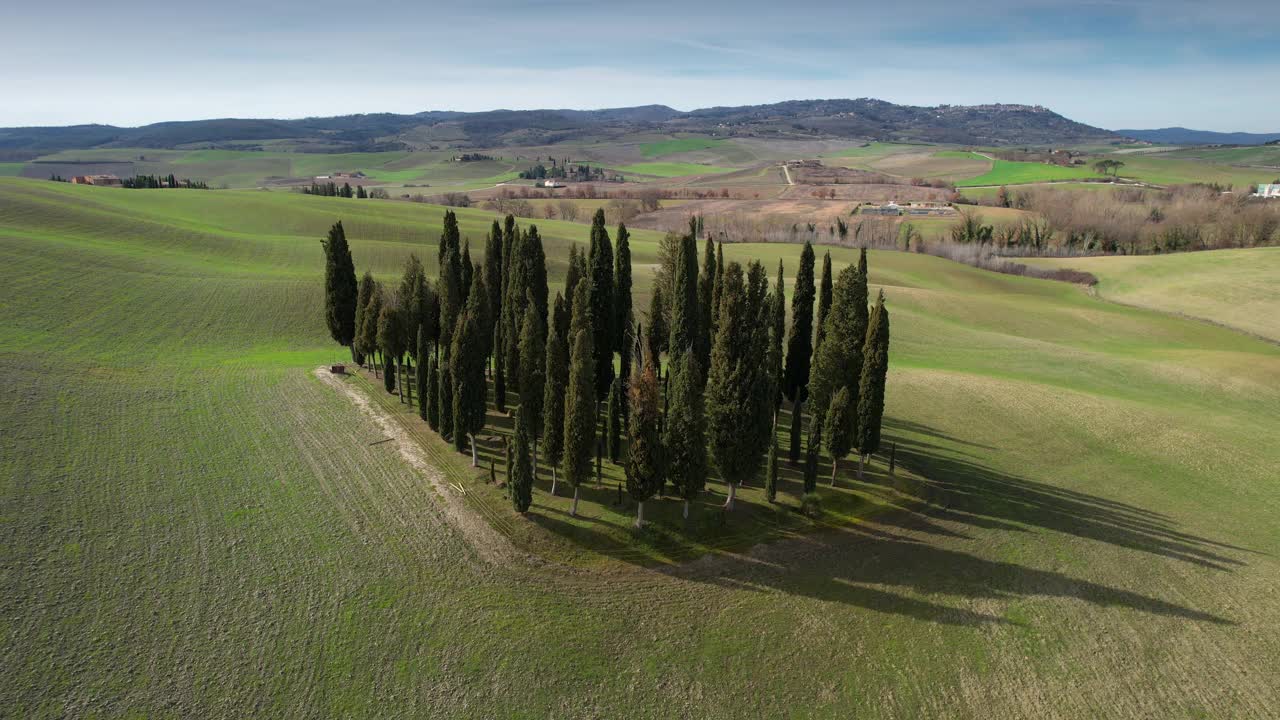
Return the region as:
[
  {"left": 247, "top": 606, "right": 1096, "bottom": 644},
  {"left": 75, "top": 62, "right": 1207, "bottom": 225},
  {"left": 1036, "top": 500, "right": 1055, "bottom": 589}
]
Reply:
[
  {"left": 550, "top": 467, "right": 558, "bottom": 497},
  {"left": 634, "top": 500, "right": 645, "bottom": 528},
  {"left": 397, "top": 358, "right": 405, "bottom": 403},
  {"left": 831, "top": 457, "right": 839, "bottom": 486},
  {"left": 858, "top": 454, "right": 865, "bottom": 479},
  {"left": 469, "top": 433, "right": 477, "bottom": 467},
  {"left": 723, "top": 482, "right": 737, "bottom": 510},
  {"left": 570, "top": 487, "right": 580, "bottom": 516},
  {"left": 405, "top": 358, "right": 413, "bottom": 407},
  {"left": 682, "top": 499, "right": 690, "bottom": 520}
]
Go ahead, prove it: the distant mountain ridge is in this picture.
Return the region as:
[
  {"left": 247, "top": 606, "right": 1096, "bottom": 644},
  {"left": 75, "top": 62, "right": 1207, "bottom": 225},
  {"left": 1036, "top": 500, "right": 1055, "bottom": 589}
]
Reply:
[
  {"left": 1117, "top": 127, "right": 1280, "bottom": 146},
  {"left": 0, "top": 99, "right": 1115, "bottom": 157}
]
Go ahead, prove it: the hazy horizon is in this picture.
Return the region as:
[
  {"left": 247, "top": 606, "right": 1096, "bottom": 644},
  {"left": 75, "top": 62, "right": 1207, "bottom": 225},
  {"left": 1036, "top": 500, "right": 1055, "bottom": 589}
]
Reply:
[{"left": 5, "top": 0, "right": 1277, "bottom": 132}]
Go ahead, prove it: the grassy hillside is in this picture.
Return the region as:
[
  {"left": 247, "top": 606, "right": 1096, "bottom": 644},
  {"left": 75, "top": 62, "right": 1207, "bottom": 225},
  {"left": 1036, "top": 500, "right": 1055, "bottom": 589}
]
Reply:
[
  {"left": 954, "top": 154, "right": 1098, "bottom": 186},
  {"left": 1027, "top": 248, "right": 1280, "bottom": 342},
  {"left": 3, "top": 177, "right": 1279, "bottom": 717},
  {"left": 615, "top": 161, "right": 737, "bottom": 178}
]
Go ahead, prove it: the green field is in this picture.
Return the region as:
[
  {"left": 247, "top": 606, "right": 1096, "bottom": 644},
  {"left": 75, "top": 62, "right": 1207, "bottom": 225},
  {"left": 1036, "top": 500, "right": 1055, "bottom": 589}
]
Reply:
[
  {"left": 615, "top": 161, "right": 738, "bottom": 178},
  {"left": 952, "top": 154, "right": 1099, "bottom": 186},
  {"left": 1092, "top": 155, "right": 1278, "bottom": 188},
  {"left": 3, "top": 176, "right": 1280, "bottom": 717},
  {"left": 0, "top": 162, "right": 24, "bottom": 177},
  {"left": 1026, "top": 248, "right": 1280, "bottom": 342},
  {"left": 639, "top": 136, "right": 729, "bottom": 158}
]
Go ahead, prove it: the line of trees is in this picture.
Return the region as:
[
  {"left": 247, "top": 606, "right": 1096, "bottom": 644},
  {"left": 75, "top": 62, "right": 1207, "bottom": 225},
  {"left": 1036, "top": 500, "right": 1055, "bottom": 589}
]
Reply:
[
  {"left": 321, "top": 211, "right": 891, "bottom": 529},
  {"left": 305, "top": 181, "right": 389, "bottom": 199},
  {"left": 121, "top": 174, "right": 209, "bottom": 189}
]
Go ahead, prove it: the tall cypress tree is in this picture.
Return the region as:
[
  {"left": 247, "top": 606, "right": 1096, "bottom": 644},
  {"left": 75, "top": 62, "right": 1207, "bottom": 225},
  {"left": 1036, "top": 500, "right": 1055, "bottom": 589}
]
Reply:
[
  {"left": 815, "top": 250, "right": 833, "bottom": 354},
  {"left": 614, "top": 223, "right": 633, "bottom": 420},
  {"left": 563, "top": 244, "right": 585, "bottom": 332},
  {"left": 768, "top": 259, "right": 786, "bottom": 413},
  {"left": 377, "top": 302, "right": 404, "bottom": 395},
  {"left": 625, "top": 361, "right": 663, "bottom": 528},
  {"left": 438, "top": 364, "right": 453, "bottom": 440},
  {"left": 765, "top": 436, "right": 779, "bottom": 503},
  {"left": 697, "top": 232, "right": 717, "bottom": 373},
  {"left": 353, "top": 271, "right": 377, "bottom": 366},
  {"left": 783, "top": 241, "right": 816, "bottom": 403},
  {"left": 510, "top": 408, "right": 534, "bottom": 513},
  {"left": 789, "top": 398, "right": 804, "bottom": 464},
  {"left": 824, "top": 386, "right": 855, "bottom": 486},
  {"left": 711, "top": 241, "right": 725, "bottom": 336},
  {"left": 322, "top": 221, "right": 359, "bottom": 358},
  {"left": 587, "top": 210, "right": 615, "bottom": 400},
  {"left": 705, "top": 261, "right": 772, "bottom": 510},
  {"left": 854, "top": 247, "right": 870, "bottom": 359},
  {"left": 452, "top": 280, "right": 488, "bottom": 465},
  {"left": 460, "top": 241, "right": 473, "bottom": 302},
  {"left": 668, "top": 225, "right": 699, "bottom": 360},
  {"left": 605, "top": 379, "right": 621, "bottom": 462},
  {"left": 541, "top": 293, "right": 569, "bottom": 496},
  {"left": 416, "top": 326, "right": 429, "bottom": 422},
  {"left": 483, "top": 220, "right": 504, "bottom": 368},
  {"left": 663, "top": 352, "right": 707, "bottom": 519},
  {"left": 562, "top": 286, "right": 596, "bottom": 516},
  {"left": 438, "top": 210, "right": 461, "bottom": 267},
  {"left": 856, "top": 291, "right": 890, "bottom": 477},
  {"left": 518, "top": 294, "right": 546, "bottom": 462},
  {"left": 398, "top": 254, "right": 427, "bottom": 335},
  {"left": 425, "top": 355, "right": 439, "bottom": 429},
  {"left": 646, "top": 287, "right": 667, "bottom": 364},
  {"left": 809, "top": 265, "right": 866, "bottom": 422},
  {"left": 437, "top": 244, "right": 463, "bottom": 360},
  {"left": 501, "top": 227, "right": 525, "bottom": 398}
]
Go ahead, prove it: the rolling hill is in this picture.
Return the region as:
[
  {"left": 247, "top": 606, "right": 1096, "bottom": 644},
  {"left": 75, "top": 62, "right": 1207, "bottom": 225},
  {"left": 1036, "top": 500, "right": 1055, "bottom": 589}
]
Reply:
[
  {"left": 2, "top": 176, "right": 1278, "bottom": 717},
  {"left": 1117, "top": 127, "right": 1280, "bottom": 146}
]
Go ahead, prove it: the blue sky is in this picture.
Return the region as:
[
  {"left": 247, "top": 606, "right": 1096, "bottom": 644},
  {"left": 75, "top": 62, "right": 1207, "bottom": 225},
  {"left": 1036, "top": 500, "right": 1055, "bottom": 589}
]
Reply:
[{"left": 5, "top": 0, "right": 1276, "bottom": 131}]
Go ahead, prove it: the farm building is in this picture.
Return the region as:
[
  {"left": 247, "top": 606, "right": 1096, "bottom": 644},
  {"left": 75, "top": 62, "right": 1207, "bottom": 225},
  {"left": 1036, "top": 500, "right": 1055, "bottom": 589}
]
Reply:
[
  {"left": 1254, "top": 183, "right": 1280, "bottom": 198},
  {"left": 70, "top": 174, "right": 122, "bottom": 187},
  {"left": 861, "top": 202, "right": 902, "bottom": 216},
  {"left": 541, "top": 179, "right": 564, "bottom": 188}
]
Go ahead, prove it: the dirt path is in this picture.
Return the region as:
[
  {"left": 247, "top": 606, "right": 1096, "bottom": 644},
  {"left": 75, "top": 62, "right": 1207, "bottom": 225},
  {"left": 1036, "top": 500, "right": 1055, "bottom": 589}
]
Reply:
[{"left": 314, "top": 367, "right": 528, "bottom": 567}]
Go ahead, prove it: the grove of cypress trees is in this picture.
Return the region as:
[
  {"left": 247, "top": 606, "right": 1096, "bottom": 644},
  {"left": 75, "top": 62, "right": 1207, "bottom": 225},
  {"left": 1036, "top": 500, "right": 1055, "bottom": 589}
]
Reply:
[
  {"left": 541, "top": 294, "right": 569, "bottom": 495},
  {"left": 824, "top": 386, "right": 855, "bottom": 486},
  {"left": 587, "top": 210, "right": 615, "bottom": 400},
  {"left": 510, "top": 408, "right": 534, "bottom": 513},
  {"left": 322, "top": 220, "right": 359, "bottom": 358},
  {"left": 705, "top": 261, "right": 772, "bottom": 510},
  {"left": 663, "top": 352, "right": 707, "bottom": 519},
  {"left": 563, "top": 322, "right": 595, "bottom": 516},
  {"left": 783, "top": 241, "right": 816, "bottom": 403},
  {"left": 856, "top": 291, "right": 890, "bottom": 478},
  {"left": 625, "top": 361, "right": 663, "bottom": 528},
  {"left": 816, "top": 250, "right": 833, "bottom": 354}
]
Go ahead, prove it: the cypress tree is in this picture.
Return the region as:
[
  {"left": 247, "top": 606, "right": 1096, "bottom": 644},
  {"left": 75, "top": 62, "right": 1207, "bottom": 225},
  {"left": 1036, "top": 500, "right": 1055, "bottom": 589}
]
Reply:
[
  {"left": 518, "top": 294, "right": 546, "bottom": 463},
  {"left": 809, "top": 265, "right": 867, "bottom": 423},
  {"left": 483, "top": 220, "right": 503, "bottom": 365},
  {"left": 646, "top": 287, "right": 667, "bottom": 364},
  {"left": 377, "top": 303, "right": 403, "bottom": 394},
  {"left": 803, "top": 418, "right": 821, "bottom": 495},
  {"left": 768, "top": 259, "right": 786, "bottom": 413},
  {"left": 541, "top": 294, "right": 569, "bottom": 496},
  {"left": 438, "top": 209, "right": 461, "bottom": 267},
  {"left": 614, "top": 224, "right": 633, "bottom": 420},
  {"left": 587, "top": 210, "right": 615, "bottom": 400},
  {"left": 494, "top": 321, "right": 508, "bottom": 413},
  {"left": 783, "top": 241, "right": 816, "bottom": 403},
  {"left": 563, "top": 244, "right": 584, "bottom": 331},
  {"left": 426, "top": 356, "right": 440, "bottom": 430},
  {"left": 697, "top": 232, "right": 717, "bottom": 372},
  {"left": 605, "top": 379, "right": 621, "bottom": 462},
  {"left": 398, "top": 254, "right": 427, "bottom": 335},
  {"left": 460, "top": 241, "right": 473, "bottom": 302},
  {"left": 663, "top": 352, "right": 707, "bottom": 519},
  {"left": 437, "top": 244, "right": 463, "bottom": 360},
  {"left": 855, "top": 247, "right": 870, "bottom": 356},
  {"left": 705, "top": 261, "right": 773, "bottom": 510},
  {"left": 353, "top": 270, "right": 376, "bottom": 365},
  {"left": 438, "top": 364, "right": 453, "bottom": 440},
  {"left": 789, "top": 398, "right": 804, "bottom": 464},
  {"left": 668, "top": 224, "right": 699, "bottom": 360},
  {"left": 510, "top": 408, "right": 534, "bottom": 513},
  {"left": 856, "top": 292, "right": 890, "bottom": 478},
  {"left": 765, "top": 436, "right": 779, "bottom": 503},
  {"left": 625, "top": 361, "right": 663, "bottom": 528},
  {"left": 383, "top": 354, "right": 397, "bottom": 394},
  {"left": 824, "top": 386, "right": 855, "bottom": 486},
  {"left": 452, "top": 280, "right": 489, "bottom": 465},
  {"left": 815, "top": 250, "right": 833, "bottom": 354},
  {"left": 416, "top": 326, "right": 429, "bottom": 422},
  {"left": 711, "top": 241, "right": 725, "bottom": 334},
  {"left": 322, "top": 221, "right": 359, "bottom": 358},
  {"left": 361, "top": 287, "right": 384, "bottom": 374},
  {"left": 562, "top": 321, "right": 595, "bottom": 515}
]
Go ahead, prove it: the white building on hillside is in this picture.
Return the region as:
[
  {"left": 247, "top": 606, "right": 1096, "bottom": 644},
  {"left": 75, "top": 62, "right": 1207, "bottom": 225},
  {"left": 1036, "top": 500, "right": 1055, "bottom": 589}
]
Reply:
[{"left": 1254, "top": 183, "right": 1280, "bottom": 198}]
